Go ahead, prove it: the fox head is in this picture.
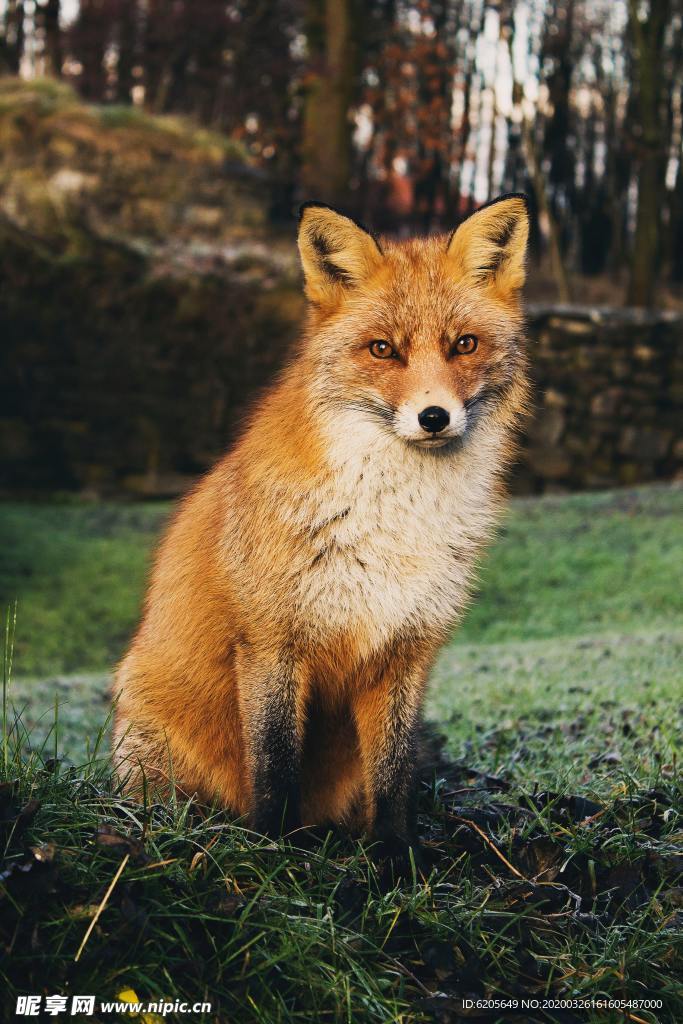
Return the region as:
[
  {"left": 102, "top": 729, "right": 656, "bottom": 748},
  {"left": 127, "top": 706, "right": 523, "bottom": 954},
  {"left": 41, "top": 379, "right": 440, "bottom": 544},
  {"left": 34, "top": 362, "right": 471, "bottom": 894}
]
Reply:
[{"left": 297, "top": 196, "right": 529, "bottom": 451}]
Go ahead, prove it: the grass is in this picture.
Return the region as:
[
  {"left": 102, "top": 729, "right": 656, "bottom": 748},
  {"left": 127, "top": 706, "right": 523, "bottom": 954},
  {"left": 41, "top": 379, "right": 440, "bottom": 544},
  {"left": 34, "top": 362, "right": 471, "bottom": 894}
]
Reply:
[
  {"left": 0, "top": 502, "right": 168, "bottom": 678},
  {"left": 2, "top": 485, "right": 682, "bottom": 679},
  {"left": 1, "top": 484, "right": 682, "bottom": 1022}
]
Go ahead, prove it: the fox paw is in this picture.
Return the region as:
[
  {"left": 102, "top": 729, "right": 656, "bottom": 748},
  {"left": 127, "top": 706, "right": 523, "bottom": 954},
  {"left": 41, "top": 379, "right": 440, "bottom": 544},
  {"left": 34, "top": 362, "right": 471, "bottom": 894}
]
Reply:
[{"left": 371, "top": 831, "right": 424, "bottom": 878}]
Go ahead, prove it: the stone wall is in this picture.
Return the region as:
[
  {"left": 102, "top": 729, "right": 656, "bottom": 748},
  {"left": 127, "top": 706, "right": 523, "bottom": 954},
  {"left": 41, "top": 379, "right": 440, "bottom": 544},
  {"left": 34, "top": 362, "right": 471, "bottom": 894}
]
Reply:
[
  {"left": 515, "top": 306, "right": 683, "bottom": 493},
  {"left": 0, "top": 223, "right": 304, "bottom": 497},
  {"left": 2, "top": 280, "right": 682, "bottom": 496}
]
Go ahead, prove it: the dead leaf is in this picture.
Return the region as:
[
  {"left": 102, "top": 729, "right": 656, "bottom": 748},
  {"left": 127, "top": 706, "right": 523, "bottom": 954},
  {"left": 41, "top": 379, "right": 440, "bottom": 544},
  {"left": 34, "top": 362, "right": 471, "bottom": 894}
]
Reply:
[{"left": 95, "top": 824, "right": 146, "bottom": 861}]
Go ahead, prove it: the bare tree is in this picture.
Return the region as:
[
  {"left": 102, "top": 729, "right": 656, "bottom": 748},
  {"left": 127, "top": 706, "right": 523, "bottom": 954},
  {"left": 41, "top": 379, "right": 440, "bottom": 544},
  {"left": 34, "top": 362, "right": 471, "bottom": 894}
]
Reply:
[
  {"left": 626, "top": 0, "right": 671, "bottom": 306},
  {"left": 301, "top": 0, "right": 360, "bottom": 203},
  {"left": 1, "top": 0, "right": 25, "bottom": 74},
  {"left": 40, "top": 0, "right": 62, "bottom": 76}
]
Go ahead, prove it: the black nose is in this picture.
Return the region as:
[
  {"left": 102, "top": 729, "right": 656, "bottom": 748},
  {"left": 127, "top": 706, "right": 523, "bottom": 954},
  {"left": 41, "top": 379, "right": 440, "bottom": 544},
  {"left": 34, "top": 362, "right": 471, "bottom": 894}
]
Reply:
[{"left": 418, "top": 405, "right": 450, "bottom": 434}]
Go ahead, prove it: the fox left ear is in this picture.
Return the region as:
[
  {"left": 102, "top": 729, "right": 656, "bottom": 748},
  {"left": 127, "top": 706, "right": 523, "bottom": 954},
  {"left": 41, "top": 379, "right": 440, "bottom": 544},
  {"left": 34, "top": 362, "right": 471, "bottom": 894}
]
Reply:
[
  {"left": 298, "top": 203, "right": 384, "bottom": 305},
  {"left": 446, "top": 194, "right": 529, "bottom": 299}
]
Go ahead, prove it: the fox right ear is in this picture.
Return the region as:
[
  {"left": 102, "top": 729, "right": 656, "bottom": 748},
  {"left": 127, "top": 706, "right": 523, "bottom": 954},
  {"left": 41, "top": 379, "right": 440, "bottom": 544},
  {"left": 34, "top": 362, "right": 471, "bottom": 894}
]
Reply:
[{"left": 298, "top": 203, "right": 384, "bottom": 305}]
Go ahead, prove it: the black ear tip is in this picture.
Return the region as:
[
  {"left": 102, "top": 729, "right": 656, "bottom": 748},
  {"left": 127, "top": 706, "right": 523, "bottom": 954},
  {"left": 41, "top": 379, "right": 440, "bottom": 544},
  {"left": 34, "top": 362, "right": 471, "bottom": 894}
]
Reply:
[
  {"left": 298, "top": 200, "right": 343, "bottom": 224},
  {"left": 508, "top": 191, "right": 530, "bottom": 211},
  {"left": 296, "top": 202, "right": 384, "bottom": 254},
  {"left": 454, "top": 192, "right": 531, "bottom": 234},
  {"left": 483, "top": 192, "right": 530, "bottom": 214},
  {"left": 298, "top": 201, "right": 322, "bottom": 222}
]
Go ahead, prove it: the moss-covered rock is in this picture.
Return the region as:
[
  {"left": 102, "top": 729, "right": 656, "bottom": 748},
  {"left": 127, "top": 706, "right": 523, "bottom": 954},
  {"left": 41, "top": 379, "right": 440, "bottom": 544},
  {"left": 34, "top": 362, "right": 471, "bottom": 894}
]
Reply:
[
  {"left": 0, "top": 78, "right": 303, "bottom": 495},
  {"left": 0, "top": 77, "right": 267, "bottom": 245}
]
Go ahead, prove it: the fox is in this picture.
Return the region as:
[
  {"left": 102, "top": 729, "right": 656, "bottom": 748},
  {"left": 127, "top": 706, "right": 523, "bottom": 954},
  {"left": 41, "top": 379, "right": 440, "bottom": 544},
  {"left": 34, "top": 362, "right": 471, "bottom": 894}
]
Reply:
[{"left": 112, "top": 193, "right": 530, "bottom": 862}]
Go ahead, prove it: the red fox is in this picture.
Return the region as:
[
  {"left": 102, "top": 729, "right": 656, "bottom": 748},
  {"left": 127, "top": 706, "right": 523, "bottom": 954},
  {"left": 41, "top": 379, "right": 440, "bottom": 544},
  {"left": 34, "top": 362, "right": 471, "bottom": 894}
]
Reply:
[{"left": 113, "top": 194, "right": 530, "bottom": 861}]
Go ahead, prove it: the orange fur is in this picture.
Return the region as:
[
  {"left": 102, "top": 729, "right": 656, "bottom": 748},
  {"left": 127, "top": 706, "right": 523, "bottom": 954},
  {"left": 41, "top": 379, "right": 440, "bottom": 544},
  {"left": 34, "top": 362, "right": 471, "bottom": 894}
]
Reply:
[{"left": 112, "top": 195, "right": 531, "bottom": 850}]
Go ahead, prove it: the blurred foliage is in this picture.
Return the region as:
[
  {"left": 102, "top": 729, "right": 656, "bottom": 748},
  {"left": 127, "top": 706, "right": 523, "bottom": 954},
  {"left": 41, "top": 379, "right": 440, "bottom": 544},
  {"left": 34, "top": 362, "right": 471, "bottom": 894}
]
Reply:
[{"left": 2, "top": 0, "right": 681, "bottom": 301}]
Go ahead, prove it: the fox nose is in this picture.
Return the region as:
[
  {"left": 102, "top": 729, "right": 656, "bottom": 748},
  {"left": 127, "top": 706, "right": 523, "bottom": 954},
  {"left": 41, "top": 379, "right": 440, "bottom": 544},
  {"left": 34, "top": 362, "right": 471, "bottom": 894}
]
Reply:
[{"left": 418, "top": 405, "right": 450, "bottom": 434}]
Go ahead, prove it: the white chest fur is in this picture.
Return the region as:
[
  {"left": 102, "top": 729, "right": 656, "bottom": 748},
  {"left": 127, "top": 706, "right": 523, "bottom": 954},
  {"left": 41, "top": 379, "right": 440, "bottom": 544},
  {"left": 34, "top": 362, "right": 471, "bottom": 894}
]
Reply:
[{"left": 290, "top": 414, "right": 502, "bottom": 653}]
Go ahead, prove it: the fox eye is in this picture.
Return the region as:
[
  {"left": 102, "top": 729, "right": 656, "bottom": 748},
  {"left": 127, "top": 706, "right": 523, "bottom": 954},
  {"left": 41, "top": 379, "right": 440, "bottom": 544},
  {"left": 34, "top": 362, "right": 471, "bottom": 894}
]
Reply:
[
  {"left": 452, "top": 334, "right": 478, "bottom": 356},
  {"left": 369, "top": 340, "right": 395, "bottom": 359}
]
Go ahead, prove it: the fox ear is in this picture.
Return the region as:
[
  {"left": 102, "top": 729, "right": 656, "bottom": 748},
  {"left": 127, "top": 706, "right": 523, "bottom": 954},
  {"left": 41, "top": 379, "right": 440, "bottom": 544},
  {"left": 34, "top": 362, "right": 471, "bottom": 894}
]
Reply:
[
  {"left": 446, "top": 194, "right": 529, "bottom": 298},
  {"left": 298, "top": 203, "right": 384, "bottom": 305}
]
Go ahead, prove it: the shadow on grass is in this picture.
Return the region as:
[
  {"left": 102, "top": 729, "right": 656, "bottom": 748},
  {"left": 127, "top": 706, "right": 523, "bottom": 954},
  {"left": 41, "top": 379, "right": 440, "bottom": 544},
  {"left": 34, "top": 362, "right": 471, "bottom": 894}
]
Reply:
[{"left": 1, "top": 688, "right": 681, "bottom": 1024}]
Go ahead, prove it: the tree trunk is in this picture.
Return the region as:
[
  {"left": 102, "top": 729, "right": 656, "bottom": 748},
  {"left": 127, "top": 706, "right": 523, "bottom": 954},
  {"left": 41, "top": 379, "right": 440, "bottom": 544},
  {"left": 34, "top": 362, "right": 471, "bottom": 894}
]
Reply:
[
  {"left": 43, "top": 0, "right": 61, "bottom": 76},
  {"left": 116, "top": 0, "right": 138, "bottom": 103},
  {"left": 626, "top": 0, "right": 670, "bottom": 307},
  {"left": 1, "top": 1, "right": 25, "bottom": 74},
  {"left": 301, "top": 0, "right": 358, "bottom": 205},
  {"left": 74, "top": 0, "right": 107, "bottom": 101},
  {"left": 522, "top": 115, "right": 572, "bottom": 303},
  {"left": 506, "top": 19, "right": 571, "bottom": 304}
]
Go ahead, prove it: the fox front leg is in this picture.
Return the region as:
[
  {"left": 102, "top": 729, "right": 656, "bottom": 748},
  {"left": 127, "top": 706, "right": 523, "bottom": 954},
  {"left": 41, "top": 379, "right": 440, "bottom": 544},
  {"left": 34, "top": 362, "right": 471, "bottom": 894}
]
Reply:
[
  {"left": 353, "top": 653, "right": 428, "bottom": 866},
  {"left": 238, "top": 651, "right": 305, "bottom": 837}
]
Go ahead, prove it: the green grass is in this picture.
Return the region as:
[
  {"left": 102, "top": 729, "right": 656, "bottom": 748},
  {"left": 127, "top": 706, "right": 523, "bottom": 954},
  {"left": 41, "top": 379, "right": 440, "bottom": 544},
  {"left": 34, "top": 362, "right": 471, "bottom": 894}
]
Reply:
[
  {"left": 0, "top": 502, "right": 169, "bottom": 678},
  {"left": 461, "top": 486, "right": 683, "bottom": 642},
  {"left": 2, "top": 485, "right": 682, "bottom": 678},
  {"left": 1, "top": 485, "right": 682, "bottom": 1022},
  {"left": 8, "top": 629, "right": 682, "bottom": 799},
  {"left": 1, "top": 668, "right": 681, "bottom": 1023}
]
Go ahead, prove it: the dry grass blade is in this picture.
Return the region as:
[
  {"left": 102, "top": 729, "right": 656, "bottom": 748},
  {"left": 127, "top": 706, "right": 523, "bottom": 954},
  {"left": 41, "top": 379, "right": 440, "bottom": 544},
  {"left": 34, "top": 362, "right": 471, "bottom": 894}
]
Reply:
[
  {"left": 453, "top": 815, "right": 527, "bottom": 880},
  {"left": 74, "top": 853, "right": 130, "bottom": 962}
]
